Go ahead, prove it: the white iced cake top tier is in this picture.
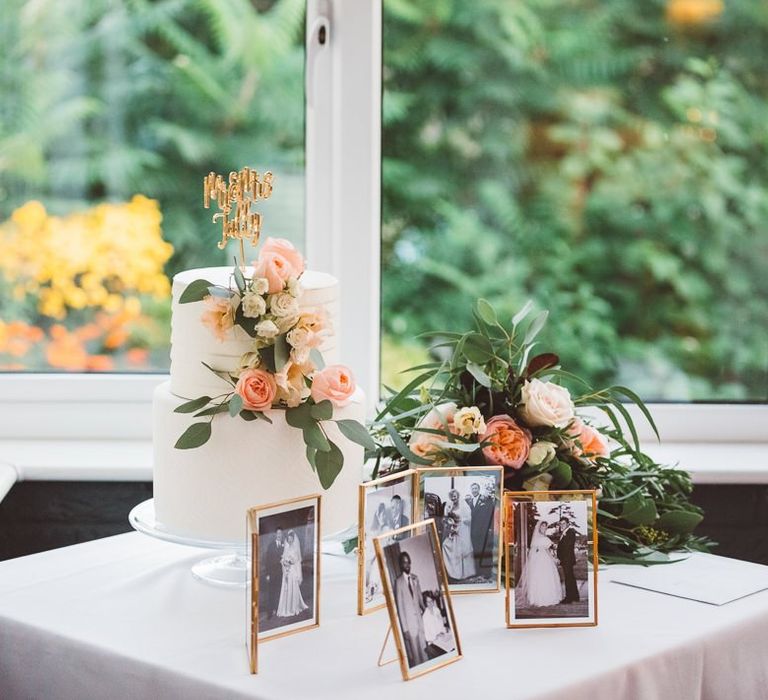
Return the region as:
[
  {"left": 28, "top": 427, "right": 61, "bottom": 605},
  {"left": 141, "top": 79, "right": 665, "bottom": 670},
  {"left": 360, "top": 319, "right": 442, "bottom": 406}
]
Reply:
[{"left": 170, "top": 267, "right": 339, "bottom": 398}]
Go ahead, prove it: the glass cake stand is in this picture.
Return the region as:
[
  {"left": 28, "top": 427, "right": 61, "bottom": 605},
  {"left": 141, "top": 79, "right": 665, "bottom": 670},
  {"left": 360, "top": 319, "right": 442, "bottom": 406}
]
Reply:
[
  {"left": 129, "top": 499, "right": 249, "bottom": 588},
  {"left": 128, "top": 498, "right": 355, "bottom": 588}
]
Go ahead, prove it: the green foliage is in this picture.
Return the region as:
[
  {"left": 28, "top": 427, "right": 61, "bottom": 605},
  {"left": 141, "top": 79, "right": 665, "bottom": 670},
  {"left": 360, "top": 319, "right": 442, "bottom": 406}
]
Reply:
[
  {"left": 382, "top": 0, "right": 768, "bottom": 400},
  {"left": 368, "top": 298, "right": 711, "bottom": 562}
]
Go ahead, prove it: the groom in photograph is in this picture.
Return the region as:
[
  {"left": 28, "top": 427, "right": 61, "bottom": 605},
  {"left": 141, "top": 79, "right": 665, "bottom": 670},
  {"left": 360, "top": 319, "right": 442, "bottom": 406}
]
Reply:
[
  {"left": 394, "top": 551, "right": 427, "bottom": 666},
  {"left": 264, "top": 527, "right": 285, "bottom": 618},
  {"left": 557, "top": 517, "right": 579, "bottom": 603},
  {"left": 466, "top": 482, "right": 495, "bottom": 576}
]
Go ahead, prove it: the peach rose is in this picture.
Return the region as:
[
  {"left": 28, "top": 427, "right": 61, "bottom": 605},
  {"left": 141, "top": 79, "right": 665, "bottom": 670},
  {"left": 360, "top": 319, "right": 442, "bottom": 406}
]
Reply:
[
  {"left": 408, "top": 403, "right": 458, "bottom": 459},
  {"left": 481, "top": 415, "right": 532, "bottom": 470},
  {"left": 260, "top": 237, "right": 305, "bottom": 276},
  {"left": 311, "top": 364, "right": 356, "bottom": 407},
  {"left": 567, "top": 418, "right": 609, "bottom": 459},
  {"left": 201, "top": 294, "right": 235, "bottom": 341},
  {"left": 235, "top": 368, "right": 277, "bottom": 411},
  {"left": 252, "top": 252, "right": 293, "bottom": 294}
]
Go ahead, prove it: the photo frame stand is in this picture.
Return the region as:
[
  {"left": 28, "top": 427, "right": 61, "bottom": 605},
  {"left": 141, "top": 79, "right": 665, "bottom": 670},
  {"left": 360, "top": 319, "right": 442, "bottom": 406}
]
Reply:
[{"left": 377, "top": 625, "right": 398, "bottom": 667}]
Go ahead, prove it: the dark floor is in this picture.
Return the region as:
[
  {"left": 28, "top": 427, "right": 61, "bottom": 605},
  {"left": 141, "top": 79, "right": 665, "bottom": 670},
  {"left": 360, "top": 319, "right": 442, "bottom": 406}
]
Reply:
[{"left": 0, "top": 482, "right": 766, "bottom": 564}]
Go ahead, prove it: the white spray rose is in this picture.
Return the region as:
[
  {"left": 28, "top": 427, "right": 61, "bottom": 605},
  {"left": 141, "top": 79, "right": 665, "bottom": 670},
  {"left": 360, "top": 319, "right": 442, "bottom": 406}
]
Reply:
[
  {"left": 519, "top": 378, "right": 574, "bottom": 428},
  {"left": 255, "top": 319, "right": 279, "bottom": 339},
  {"left": 238, "top": 350, "right": 261, "bottom": 371},
  {"left": 287, "top": 327, "right": 310, "bottom": 349},
  {"left": 453, "top": 406, "right": 486, "bottom": 437},
  {"left": 252, "top": 277, "right": 270, "bottom": 295},
  {"left": 241, "top": 291, "right": 267, "bottom": 318},
  {"left": 269, "top": 292, "right": 300, "bottom": 318},
  {"left": 523, "top": 472, "right": 553, "bottom": 492},
  {"left": 526, "top": 440, "right": 557, "bottom": 467},
  {"left": 287, "top": 277, "right": 303, "bottom": 298}
]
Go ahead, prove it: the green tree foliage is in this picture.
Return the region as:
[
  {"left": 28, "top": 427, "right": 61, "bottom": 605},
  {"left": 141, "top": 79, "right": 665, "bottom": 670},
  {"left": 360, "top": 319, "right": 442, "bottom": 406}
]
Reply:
[{"left": 382, "top": 0, "right": 768, "bottom": 400}]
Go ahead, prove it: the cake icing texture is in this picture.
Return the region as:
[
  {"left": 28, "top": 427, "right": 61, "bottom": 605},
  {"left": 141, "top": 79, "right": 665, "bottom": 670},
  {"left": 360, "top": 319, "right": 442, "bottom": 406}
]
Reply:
[{"left": 153, "top": 239, "right": 367, "bottom": 542}]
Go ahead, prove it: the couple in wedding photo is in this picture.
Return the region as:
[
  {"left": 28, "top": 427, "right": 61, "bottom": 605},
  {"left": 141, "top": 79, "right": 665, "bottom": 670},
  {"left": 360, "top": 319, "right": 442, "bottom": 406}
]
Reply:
[
  {"left": 262, "top": 525, "right": 312, "bottom": 630},
  {"left": 423, "top": 473, "right": 500, "bottom": 587},
  {"left": 512, "top": 498, "right": 590, "bottom": 621}
]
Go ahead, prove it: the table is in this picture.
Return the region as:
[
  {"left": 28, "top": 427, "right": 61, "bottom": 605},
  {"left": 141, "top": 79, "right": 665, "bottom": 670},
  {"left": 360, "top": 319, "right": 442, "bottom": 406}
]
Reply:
[{"left": 1, "top": 534, "right": 767, "bottom": 700}]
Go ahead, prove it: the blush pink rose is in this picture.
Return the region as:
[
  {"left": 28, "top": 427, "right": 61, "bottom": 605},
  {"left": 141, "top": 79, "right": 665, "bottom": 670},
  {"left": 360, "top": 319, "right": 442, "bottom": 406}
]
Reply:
[
  {"left": 235, "top": 368, "right": 277, "bottom": 411},
  {"left": 252, "top": 252, "right": 293, "bottom": 294},
  {"left": 567, "top": 418, "right": 609, "bottom": 459},
  {"left": 408, "top": 403, "right": 458, "bottom": 459},
  {"left": 260, "top": 237, "right": 305, "bottom": 276},
  {"left": 481, "top": 414, "right": 532, "bottom": 470},
  {"left": 200, "top": 294, "right": 235, "bottom": 341},
  {"left": 311, "top": 364, "right": 356, "bottom": 407}
]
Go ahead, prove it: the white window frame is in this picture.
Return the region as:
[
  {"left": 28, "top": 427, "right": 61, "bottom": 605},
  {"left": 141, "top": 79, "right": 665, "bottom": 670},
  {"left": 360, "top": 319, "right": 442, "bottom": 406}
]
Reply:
[{"left": 0, "top": 0, "right": 765, "bottom": 486}]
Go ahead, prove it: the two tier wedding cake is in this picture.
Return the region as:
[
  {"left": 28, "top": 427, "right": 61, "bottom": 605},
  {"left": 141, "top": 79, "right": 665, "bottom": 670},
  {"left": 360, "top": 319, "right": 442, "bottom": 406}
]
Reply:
[{"left": 152, "top": 169, "right": 368, "bottom": 542}]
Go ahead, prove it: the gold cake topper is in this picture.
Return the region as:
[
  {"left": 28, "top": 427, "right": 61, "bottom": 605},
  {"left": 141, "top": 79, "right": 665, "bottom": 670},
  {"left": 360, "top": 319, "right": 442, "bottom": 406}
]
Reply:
[{"left": 203, "top": 167, "right": 274, "bottom": 264}]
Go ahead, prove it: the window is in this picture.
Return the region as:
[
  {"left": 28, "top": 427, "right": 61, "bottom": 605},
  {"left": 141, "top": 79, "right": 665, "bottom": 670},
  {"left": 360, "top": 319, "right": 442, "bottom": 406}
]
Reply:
[
  {"left": 0, "top": 0, "right": 305, "bottom": 374},
  {"left": 380, "top": 0, "right": 768, "bottom": 404}
]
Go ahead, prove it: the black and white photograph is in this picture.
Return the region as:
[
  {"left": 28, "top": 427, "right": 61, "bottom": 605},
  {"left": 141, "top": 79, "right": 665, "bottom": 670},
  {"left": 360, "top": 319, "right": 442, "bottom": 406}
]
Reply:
[
  {"left": 506, "top": 491, "right": 597, "bottom": 627},
  {"left": 248, "top": 494, "right": 321, "bottom": 644},
  {"left": 375, "top": 520, "right": 462, "bottom": 680},
  {"left": 358, "top": 470, "right": 415, "bottom": 615},
  {"left": 417, "top": 467, "right": 503, "bottom": 592}
]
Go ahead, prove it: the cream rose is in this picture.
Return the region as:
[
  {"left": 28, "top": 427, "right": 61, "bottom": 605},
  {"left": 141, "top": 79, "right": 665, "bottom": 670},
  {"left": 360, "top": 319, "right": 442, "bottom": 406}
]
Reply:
[
  {"left": 235, "top": 368, "right": 277, "bottom": 411},
  {"left": 255, "top": 319, "right": 279, "bottom": 339},
  {"left": 269, "top": 292, "right": 300, "bottom": 318},
  {"left": 481, "top": 415, "right": 532, "bottom": 470},
  {"left": 260, "top": 237, "right": 305, "bottom": 276},
  {"left": 252, "top": 277, "right": 269, "bottom": 295},
  {"left": 453, "top": 406, "right": 486, "bottom": 437},
  {"left": 526, "top": 440, "right": 557, "bottom": 467},
  {"left": 238, "top": 350, "right": 261, "bottom": 371},
  {"left": 241, "top": 291, "right": 267, "bottom": 318},
  {"left": 287, "top": 277, "right": 303, "bottom": 298},
  {"left": 311, "top": 364, "right": 357, "bottom": 407},
  {"left": 287, "top": 327, "right": 310, "bottom": 350},
  {"left": 519, "top": 378, "right": 574, "bottom": 428},
  {"left": 523, "top": 472, "right": 553, "bottom": 492}
]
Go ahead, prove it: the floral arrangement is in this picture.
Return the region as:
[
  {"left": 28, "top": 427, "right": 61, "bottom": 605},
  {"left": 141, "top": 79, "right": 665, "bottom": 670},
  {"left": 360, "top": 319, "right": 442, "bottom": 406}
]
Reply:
[
  {"left": 173, "top": 238, "right": 374, "bottom": 488},
  {"left": 368, "top": 299, "right": 710, "bottom": 564}
]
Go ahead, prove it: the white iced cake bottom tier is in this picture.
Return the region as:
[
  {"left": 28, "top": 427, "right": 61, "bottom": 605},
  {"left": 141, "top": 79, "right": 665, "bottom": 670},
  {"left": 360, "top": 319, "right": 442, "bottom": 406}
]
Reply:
[{"left": 152, "top": 381, "right": 365, "bottom": 542}]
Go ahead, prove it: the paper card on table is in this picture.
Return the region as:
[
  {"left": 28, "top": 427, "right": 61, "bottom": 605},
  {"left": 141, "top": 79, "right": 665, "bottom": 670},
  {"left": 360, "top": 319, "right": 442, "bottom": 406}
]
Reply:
[{"left": 611, "top": 553, "right": 768, "bottom": 606}]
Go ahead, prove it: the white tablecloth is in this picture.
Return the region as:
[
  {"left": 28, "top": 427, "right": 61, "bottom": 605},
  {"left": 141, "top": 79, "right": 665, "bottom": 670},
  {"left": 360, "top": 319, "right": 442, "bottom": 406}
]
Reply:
[{"left": 1, "top": 534, "right": 767, "bottom": 700}]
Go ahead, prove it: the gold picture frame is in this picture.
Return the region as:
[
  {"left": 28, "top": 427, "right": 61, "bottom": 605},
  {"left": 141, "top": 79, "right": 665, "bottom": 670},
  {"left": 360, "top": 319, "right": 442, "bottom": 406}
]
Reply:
[
  {"left": 415, "top": 466, "right": 504, "bottom": 594},
  {"left": 246, "top": 493, "right": 322, "bottom": 674},
  {"left": 374, "top": 519, "right": 463, "bottom": 681},
  {"left": 504, "top": 489, "right": 598, "bottom": 629},
  {"left": 357, "top": 469, "right": 417, "bottom": 615}
]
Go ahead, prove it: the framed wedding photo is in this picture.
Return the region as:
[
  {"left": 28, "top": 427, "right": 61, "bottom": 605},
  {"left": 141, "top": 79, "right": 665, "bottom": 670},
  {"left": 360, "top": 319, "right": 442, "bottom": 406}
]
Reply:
[
  {"left": 374, "top": 519, "right": 462, "bottom": 681},
  {"left": 358, "top": 469, "right": 417, "bottom": 615},
  {"left": 504, "top": 490, "right": 598, "bottom": 629},
  {"left": 416, "top": 466, "right": 503, "bottom": 593},
  {"left": 246, "top": 493, "right": 321, "bottom": 672}
]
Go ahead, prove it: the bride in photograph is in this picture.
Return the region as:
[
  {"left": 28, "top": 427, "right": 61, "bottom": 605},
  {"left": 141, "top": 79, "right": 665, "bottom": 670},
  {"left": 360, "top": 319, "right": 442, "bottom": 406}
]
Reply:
[
  {"left": 442, "top": 489, "right": 476, "bottom": 580},
  {"left": 519, "top": 520, "right": 562, "bottom": 606},
  {"left": 276, "top": 530, "right": 309, "bottom": 618},
  {"left": 365, "top": 502, "right": 390, "bottom": 601}
]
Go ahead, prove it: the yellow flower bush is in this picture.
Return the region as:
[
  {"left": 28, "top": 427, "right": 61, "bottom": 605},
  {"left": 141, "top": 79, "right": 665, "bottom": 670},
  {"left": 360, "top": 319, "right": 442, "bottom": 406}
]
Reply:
[{"left": 0, "top": 196, "right": 173, "bottom": 370}]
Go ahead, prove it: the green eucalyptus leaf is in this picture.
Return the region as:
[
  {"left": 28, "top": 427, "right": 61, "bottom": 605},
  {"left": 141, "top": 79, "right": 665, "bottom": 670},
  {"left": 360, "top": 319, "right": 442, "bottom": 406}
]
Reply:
[
  {"left": 315, "top": 441, "right": 344, "bottom": 489},
  {"left": 465, "top": 361, "right": 492, "bottom": 388},
  {"left": 274, "top": 334, "right": 290, "bottom": 372},
  {"left": 462, "top": 332, "right": 494, "bottom": 363},
  {"left": 178, "top": 279, "right": 214, "bottom": 304},
  {"left": 174, "top": 396, "right": 211, "bottom": 414},
  {"left": 201, "top": 361, "right": 236, "bottom": 386},
  {"left": 174, "top": 422, "right": 212, "bottom": 449},
  {"left": 240, "top": 410, "right": 259, "bottom": 422},
  {"left": 550, "top": 460, "right": 572, "bottom": 487},
  {"left": 622, "top": 495, "right": 658, "bottom": 525},
  {"left": 657, "top": 510, "right": 704, "bottom": 534},
  {"left": 310, "top": 347, "right": 325, "bottom": 369},
  {"left": 310, "top": 400, "right": 334, "bottom": 421},
  {"left": 303, "top": 422, "right": 331, "bottom": 452},
  {"left": 306, "top": 445, "right": 318, "bottom": 472},
  {"left": 475, "top": 298, "right": 498, "bottom": 326},
  {"left": 260, "top": 346, "right": 276, "bottom": 373},
  {"left": 335, "top": 419, "right": 377, "bottom": 451},
  {"left": 228, "top": 394, "right": 243, "bottom": 417},
  {"left": 523, "top": 310, "right": 549, "bottom": 345},
  {"left": 511, "top": 300, "right": 533, "bottom": 328},
  {"left": 194, "top": 404, "right": 230, "bottom": 417},
  {"left": 433, "top": 440, "right": 481, "bottom": 453},
  {"left": 233, "top": 260, "right": 246, "bottom": 293},
  {"left": 285, "top": 403, "right": 314, "bottom": 429}
]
